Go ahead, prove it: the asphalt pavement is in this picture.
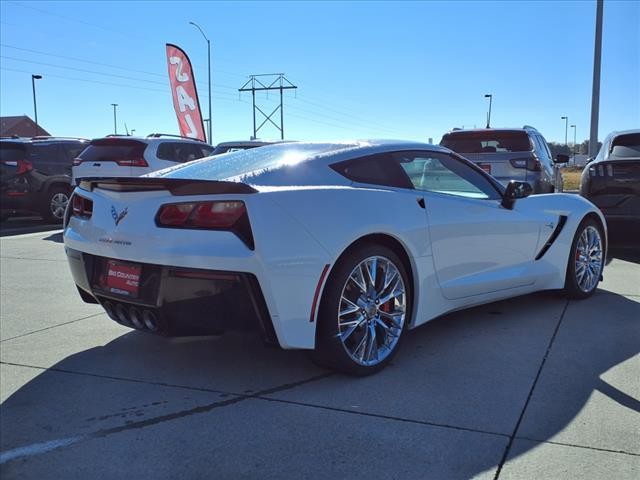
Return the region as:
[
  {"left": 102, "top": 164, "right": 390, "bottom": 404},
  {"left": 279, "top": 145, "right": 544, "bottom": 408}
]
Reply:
[{"left": 0, "top": 224, "right": 638, "bottom": 479}]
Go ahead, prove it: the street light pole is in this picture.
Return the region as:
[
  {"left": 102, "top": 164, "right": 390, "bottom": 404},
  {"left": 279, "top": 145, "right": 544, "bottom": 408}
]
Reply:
[
  {"left": 589, "top": 0, "right": 604, "bottom": 158},
  {"left": 190, "top": 21, "right": 212, "bottom": 144},
  {"left": 484, "top": 94, "right": 492, "bottom": 128},
  {"left": 31, "top": 74, "right": 42, "bottom": 136},
  {"left": 111, "top": 103, "right": 118, "bottom": 135},
  {"left": 561, "top": 116, "right": 568, "bottom": 146},
  {"left": 570, "top": 124, "right": 577, "bottom": 164}
]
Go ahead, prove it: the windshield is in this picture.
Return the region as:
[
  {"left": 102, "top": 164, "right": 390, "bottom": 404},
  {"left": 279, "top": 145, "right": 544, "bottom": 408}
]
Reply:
[
  {"left": 441, "top": 131, "right": 532, "bottom": 153},
  {"left": 157, "top": 142, "right": 357, "bottom": 181},
  {"left": 610, "top": 133, "right": 640, "bottom": 158}
]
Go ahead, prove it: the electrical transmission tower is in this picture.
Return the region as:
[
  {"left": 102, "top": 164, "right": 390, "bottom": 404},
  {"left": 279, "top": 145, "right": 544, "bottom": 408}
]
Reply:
[{"left": 238, "top": 74, "right": 297, "bottom": 140}]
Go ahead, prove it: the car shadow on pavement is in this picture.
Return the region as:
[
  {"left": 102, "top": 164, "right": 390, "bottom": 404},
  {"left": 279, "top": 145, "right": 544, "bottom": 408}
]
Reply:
[
  {"left": 1, "top": 290, "right": 638, "bottom": 478},
  {"left": 41, "top": 232, "right": 63, "bottom": 244}
]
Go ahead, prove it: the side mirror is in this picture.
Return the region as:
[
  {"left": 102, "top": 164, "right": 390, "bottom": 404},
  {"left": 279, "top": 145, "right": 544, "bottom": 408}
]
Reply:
[
  {"left": 501, "top": 181, "right": 533, "bottom": 210},
  {"left": 555, "top": 154, "right": 570, "bottom": 164}
]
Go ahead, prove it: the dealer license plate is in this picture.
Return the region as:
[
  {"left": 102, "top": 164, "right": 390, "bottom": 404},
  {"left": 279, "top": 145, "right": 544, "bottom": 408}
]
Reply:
[{"left": 99, "top": 259, "right": 142, "bottom": 298}]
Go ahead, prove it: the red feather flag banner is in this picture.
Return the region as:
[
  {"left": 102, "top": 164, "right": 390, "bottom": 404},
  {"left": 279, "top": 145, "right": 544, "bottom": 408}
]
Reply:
[{"left": 165, "top": 43, "right": 206, "bottom": 141}]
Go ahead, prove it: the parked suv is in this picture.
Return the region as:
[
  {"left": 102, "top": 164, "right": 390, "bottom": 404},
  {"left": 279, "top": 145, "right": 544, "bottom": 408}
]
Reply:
[
  {"left": 440, "top": 126, "right": 568, "bottom": 193},
  {"left": 1, "top": 136, "right": 88, "bottom": 223},
  {"left": 72, "top": 134, "right": 214, "bottom": 184},
  {"left": 581, "top": 129, "right": 640, "bottom": 238}
]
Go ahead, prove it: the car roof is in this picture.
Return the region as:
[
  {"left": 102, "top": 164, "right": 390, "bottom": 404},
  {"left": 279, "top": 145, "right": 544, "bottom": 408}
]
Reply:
[
  {"left": 443, "top": 127, "right": 539, "bottom": 135},
  {"left": 214, "top": 139, "right": 292, "bottom": 147},
  {"left": 0, "top": 137, "right": 88, "bottom": 145},
  {"left": 607, "top": 129, "right": 640, "bottom": 138},
  {"left": 88, "top": 135, "right": 211, "bottom": 144}
]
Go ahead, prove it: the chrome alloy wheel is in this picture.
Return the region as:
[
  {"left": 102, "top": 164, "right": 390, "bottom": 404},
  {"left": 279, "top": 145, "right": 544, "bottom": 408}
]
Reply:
[
  {"left": 50, "top": 193, "right": 69, "bottom": 220},
  {"left": 575, "top": 225, "right": 603, "bottom": 293},
  {"left": 337, "top": 256, "right": 407, "bottom": 367}
]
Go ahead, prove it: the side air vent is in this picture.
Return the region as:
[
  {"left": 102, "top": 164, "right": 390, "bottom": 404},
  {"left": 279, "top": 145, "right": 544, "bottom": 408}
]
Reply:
[{"left": 535, "top": 215, "right": 567, "bottom": 260}]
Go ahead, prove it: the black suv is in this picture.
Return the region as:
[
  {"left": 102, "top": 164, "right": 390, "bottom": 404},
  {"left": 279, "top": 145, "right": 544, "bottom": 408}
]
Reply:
[{"left": 1, "top": 137, "right": 88, "bottom": 223}]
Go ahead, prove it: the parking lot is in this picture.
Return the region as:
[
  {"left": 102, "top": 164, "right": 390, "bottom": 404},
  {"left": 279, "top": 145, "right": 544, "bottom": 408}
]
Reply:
[{"left": 0, "top": 224, "right": 638, "bottom": 479}]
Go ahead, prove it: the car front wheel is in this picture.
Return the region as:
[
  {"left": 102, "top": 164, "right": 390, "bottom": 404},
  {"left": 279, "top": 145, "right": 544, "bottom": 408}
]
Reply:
[
  {"left": 564, "top": 217, "right": 604, "bottom": 299},
  {"left": 314, "top": 243, "right": 411, "bottom": 375}
]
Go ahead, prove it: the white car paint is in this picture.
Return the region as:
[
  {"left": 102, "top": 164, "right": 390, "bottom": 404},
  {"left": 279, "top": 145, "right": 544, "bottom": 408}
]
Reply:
[{"left": 64, "top": 141, "right": 606, "bottom": 350}]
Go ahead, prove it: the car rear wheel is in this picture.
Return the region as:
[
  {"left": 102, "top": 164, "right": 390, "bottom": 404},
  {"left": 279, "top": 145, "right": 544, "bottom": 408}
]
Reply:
[
  {"left": 563, "top": 217, "right": 604, "bottom": 299},
  {"left": 42, "top": 186, "right": 70, "bottom": 223},
  {"left": 313, "top": 244, "right": 410, "bottom": 375}
]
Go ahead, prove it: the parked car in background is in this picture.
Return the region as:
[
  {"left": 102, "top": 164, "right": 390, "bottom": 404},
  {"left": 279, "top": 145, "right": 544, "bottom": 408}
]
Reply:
[
  {"left": 581, "top": 129, "right": 640, "bottom": 239},
  {"left": 440, "top": 126, "right": 568, "bottom": 193},
  {"left": 211, "top": 139, "right": 292, "bottom": 156},
  {"left": 72, "top": 134, "right": 213, "bottom": 185},
  {"left": 1, "top": 136, "right": 88, "bottom": 222}
]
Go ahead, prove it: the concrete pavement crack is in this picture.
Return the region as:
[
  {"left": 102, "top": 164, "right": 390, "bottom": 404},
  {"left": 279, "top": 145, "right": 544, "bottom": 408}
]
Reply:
[
  {"left": 493, "top": 299, "right": 571, "bottom": 479},
  {"left": 0, "top": 313, "right": 105, "bottom": 343}
]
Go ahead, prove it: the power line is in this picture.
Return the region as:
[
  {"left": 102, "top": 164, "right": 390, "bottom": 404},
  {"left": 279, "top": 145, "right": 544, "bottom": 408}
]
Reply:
[
  {"left": 0, "top": 55, "right": 242, "bottom": 99},
  {"left": 1, "top": 43, "right": 165, "bottom": 78},
  {"left": 0, "top": 66, "right": 242, "bottom": 102}
]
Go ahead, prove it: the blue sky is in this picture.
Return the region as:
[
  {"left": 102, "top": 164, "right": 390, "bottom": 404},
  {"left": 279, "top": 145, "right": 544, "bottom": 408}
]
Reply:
[{"left": 1, "top": 0, "right": 638, "bottom": 145}]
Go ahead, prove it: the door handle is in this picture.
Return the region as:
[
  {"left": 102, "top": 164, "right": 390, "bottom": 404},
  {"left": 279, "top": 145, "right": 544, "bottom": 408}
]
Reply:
[
  {"left": 417, "top": 197, "right": 426, "bottom": 209},
  {"left": 93, "top": 163, "right": 100, "bottom": 167}
]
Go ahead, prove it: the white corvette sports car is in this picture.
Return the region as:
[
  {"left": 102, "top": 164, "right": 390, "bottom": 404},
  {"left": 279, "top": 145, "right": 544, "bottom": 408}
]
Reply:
[{"left": 64, "top": 141, "right": 606, "bottom": 374}]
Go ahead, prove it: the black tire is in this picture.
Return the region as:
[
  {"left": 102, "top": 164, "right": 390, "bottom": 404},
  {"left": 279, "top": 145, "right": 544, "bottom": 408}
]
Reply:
[
  {"left": 313, "top": 243, "right": 411, "bottom": 376},
  {"left": 563, "top": 217, "right": 605, "bottom": 299},
  {"left": 41, "top": 185, "right": 71, "bottom": 224}
]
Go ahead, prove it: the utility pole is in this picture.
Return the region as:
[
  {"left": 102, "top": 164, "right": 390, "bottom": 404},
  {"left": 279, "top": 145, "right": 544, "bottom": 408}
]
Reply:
[
  {"left": 111, "top": 103, "right": 118, "bottom": 135},
  {"left": 238, "top": 74, "right": 297, "bottom": 140},
  {"left": 589, "top": 0, "right": 604, "bottom": 158},
  {"left": 571, "top": 124, "right": 577, "bottom": 165},
  {"left": 31, "top": 74, "right": 42, "bottom": 136},
  {"left": 189, "top": 21, "right": 212, "bottom": 144}
]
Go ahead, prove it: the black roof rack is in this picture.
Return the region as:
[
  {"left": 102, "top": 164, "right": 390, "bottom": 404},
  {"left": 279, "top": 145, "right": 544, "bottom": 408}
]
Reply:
[{"left": 146, "top": 133, "right": 207, "bottom": 142}]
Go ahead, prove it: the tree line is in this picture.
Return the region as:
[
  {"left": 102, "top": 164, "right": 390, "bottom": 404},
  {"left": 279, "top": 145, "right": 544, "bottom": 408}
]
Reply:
[{"left": 547, "top": 140, "right": 602, "bottom": 158}]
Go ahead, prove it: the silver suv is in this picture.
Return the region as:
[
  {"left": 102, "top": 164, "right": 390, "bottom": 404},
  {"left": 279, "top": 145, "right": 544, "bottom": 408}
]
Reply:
[
  {"left": 72, "top": 133, "right": 213, "bottom": 185},
  {"left": 440, "top": 126, "right": 568, "bottom": 193}
]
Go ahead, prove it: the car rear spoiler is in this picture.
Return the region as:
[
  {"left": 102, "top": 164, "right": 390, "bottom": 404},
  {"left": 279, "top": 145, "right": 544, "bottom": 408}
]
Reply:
[{"left": 78, "top": 177, "right": 258, "bottom": 196}]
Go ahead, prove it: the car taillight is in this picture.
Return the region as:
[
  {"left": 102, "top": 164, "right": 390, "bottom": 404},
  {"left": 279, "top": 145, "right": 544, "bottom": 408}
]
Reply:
[
  {"left": 156, "top": 201, "right": 254, "bottom": 249},
  {"left": 510, "top": 158, "right": 541, "bottom": 172},
  {"left": 116, "top": 158, "right": 148, "bottom": 167},
  {"left": 16, "top": 159, "right": 33, "bottom": 174},
  {"left": 71, "top": 194, "right": 93, "bottom": 219},
  {"left": 72, "top": 158, "right": 83, "bottom": 166}
]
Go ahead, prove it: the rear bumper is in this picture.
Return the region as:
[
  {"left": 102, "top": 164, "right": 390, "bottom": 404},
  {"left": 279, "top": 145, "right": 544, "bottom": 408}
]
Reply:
[{"left": 65, "top": 247, "right": 277, "bottom": 343}]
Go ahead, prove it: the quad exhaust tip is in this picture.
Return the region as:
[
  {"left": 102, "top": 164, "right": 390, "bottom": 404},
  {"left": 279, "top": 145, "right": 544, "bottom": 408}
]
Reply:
[
  {"left": 142, "top": 310, "right": 159, "bottom": 332},
  {"left": 101, "top": 300, "right": 160, "bottom": 333}
]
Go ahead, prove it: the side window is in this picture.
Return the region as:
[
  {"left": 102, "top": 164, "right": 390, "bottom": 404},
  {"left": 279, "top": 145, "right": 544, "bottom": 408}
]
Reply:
[
  {"left": 200, "top": 146, "right": 214, "bottom": 157},
  {"left": 331, "top": 153, "right": 414, "bottom": 189},
  {"left": 156, "top": 142, "right": 179, "bottom": 161},
  {"left": 534, "top": 136, "right": 551, "bottom": 163},
  {"left": 397, "top": 151, "right": 501, "bottom": 200},
  {"left": 61, "top": 143, "right": 86, "bottom": 162},
  {"left": 27, "top": 144, "right": 60, "bottom": 166},
  {"left": 175, "top": 144, "right": 204, "bottom": 163}
]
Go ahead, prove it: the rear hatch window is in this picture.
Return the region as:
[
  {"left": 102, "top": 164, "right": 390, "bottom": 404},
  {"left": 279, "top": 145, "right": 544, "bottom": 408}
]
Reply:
[
  {"left": 441, "top": 131, "right": 532, "bottom": 153},
  {"left": 78, "top": 139, "right": 147, "bottom": 162},
  {"left": 610, "top": 133, "right": 640, "bottom": 158},
  {"left": 0, "top": 143, "right": 27, "bottom": 164}
]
